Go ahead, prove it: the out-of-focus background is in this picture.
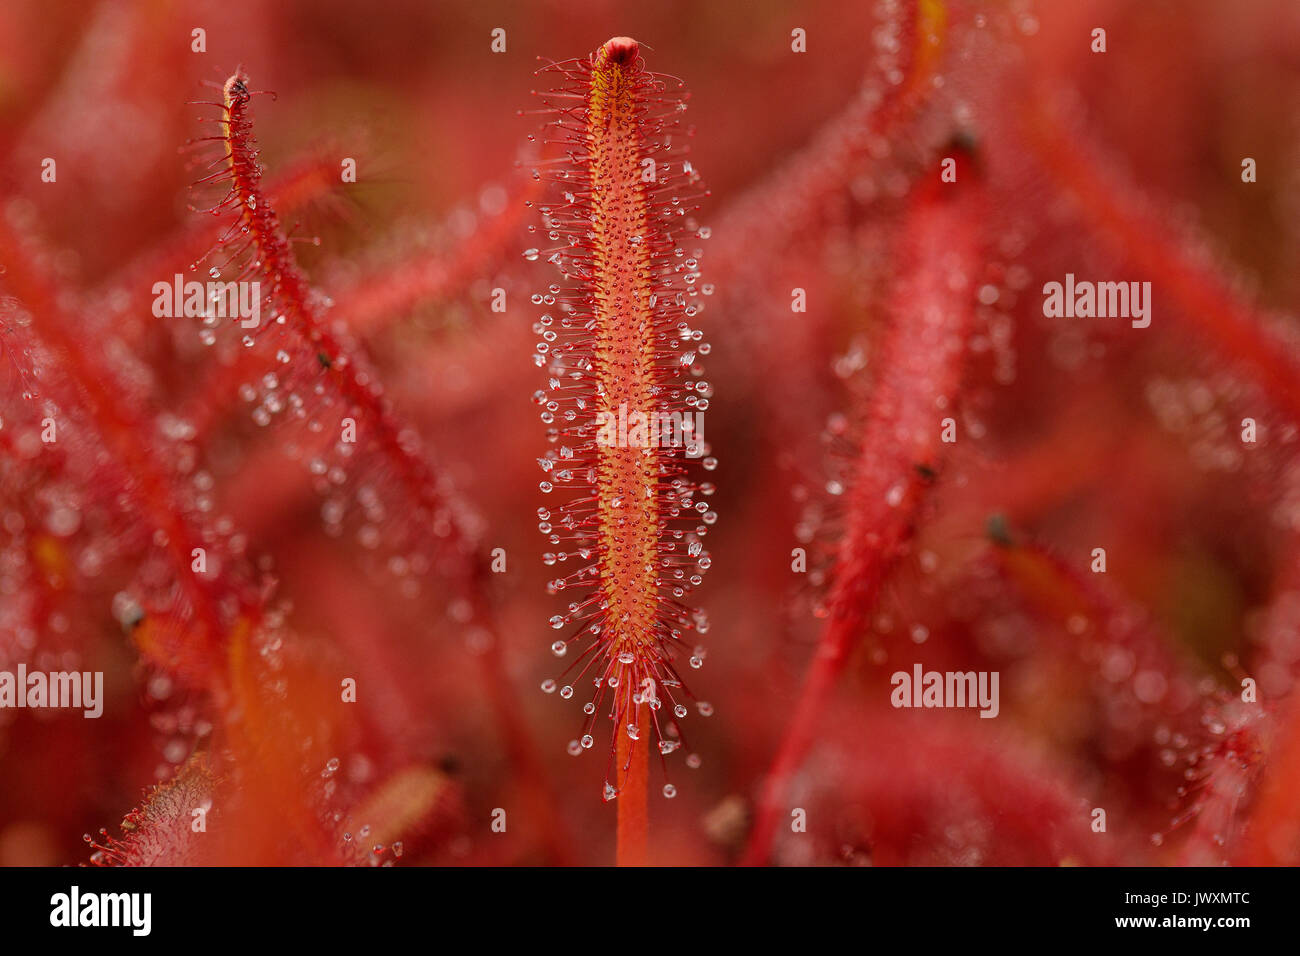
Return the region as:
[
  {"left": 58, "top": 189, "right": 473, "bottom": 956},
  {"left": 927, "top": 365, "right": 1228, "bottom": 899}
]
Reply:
[{"left": 1, "top": 0, "right": 1298, "bottom": 866}]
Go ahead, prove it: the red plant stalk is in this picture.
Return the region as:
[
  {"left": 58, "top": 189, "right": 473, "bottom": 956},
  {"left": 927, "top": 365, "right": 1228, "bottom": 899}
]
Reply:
[
  {"left": 0, "top": 237, "right": 349, "bottom": 865},
  {"left": 615, "top": 722, "right": 649, "bottom": 865},
  {"left": 0, "top": 221, "right": 256, "bottom": 691},
  {"left": 530, "top": 37, "right": 714, "bottom": 862},
  {"left": 103, "top": 154, "right": 344, "bottom": 349},
  {"left": 206, "top": 72, "right": 577, "bottom": 862},
  {"left": 710, "top": 0, "right": 949, "bottom": 280},
  {"left": 987, "top": 532, "right": 1270, "bottom": 861},
  {"left": 742, "top": 154, "right": 981, "bottom": 865},
  {"left": 205, "top": 73, "right": 465, "bottom": 555},
  {"left": 328, "top": 172, "right": 543, "bottom": 336},
  {"left": 702, "top": 0, "right": 952, "bottom": 456},
  {"left": 86, "top": 754, "right": 219, "bottom": 866},
  {"left": 809, "top": 718, "right": 1121, "bottom": 866},
  {"left": 1239, "top": 698, "right": 1297, "bottom": 865},
  {"left": 179, "top": 172, "right": 536, "bottom": 448}
]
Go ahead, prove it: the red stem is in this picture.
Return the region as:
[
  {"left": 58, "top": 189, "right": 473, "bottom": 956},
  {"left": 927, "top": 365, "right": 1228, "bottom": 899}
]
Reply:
[
  {"left": 616, "top": 728, "right": 649, "bottom": 866},
  {"left": 741, "top": 154, "right": 980, "bottom": 865}
]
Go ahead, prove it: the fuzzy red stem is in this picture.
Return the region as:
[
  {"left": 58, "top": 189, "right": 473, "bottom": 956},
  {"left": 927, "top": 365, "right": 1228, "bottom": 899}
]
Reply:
[
  {"left": 532, "top": 38, "right": 713, "bottom": 818},
  {"left": 216, "top": 74, "right": 577, "bottom": 862},
  {"left": 741, "top": 157, "right": 979, "bottom": 865},
  {"left": 616, "top": 729, "right": 649, "bottom": 866},
  {"left": 0, "top": 221, "right": 251, "bottom": 689}
]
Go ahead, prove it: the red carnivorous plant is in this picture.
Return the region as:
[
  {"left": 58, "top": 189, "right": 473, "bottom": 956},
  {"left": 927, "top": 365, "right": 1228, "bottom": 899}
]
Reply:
[{"left": 0, "top": 0, "right": 1297, "bottom": 869}]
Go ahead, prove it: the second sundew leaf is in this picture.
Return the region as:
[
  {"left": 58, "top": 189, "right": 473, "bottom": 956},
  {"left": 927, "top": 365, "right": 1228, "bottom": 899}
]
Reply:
[
  {"left": 194, "top": 72, "right": 485, "bottom": 592},
  {"left": 742, "top": 150, "right": 983, "bottom": 864},
  {"left": 531, "top": 38, "right": 716, "bottom": 800},
  {"left": 86, "top": 753, "right": 220, "bottom": 866}
]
